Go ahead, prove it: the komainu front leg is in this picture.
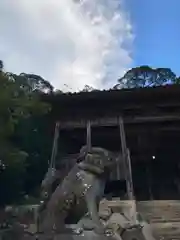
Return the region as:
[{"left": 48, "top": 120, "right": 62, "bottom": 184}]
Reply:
[
  {"left": 54, "top": 211, "right": 73, "bottom": 234},
  {"left": 40, "top": 212, "right": 55, "bottom": 239},
  {"left": 54, "top": 218, "right": 67, "bottom": 233},
  {"left": 85, "top": 195, "right": 105, "bottom": 234}
]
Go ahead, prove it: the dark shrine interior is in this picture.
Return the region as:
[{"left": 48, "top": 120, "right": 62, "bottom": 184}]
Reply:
[{"left": 57, "top": 122, "right": 180, "bottom": 201}]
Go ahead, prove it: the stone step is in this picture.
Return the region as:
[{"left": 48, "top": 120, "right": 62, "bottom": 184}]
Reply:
[
  {"left": 137, "top": 200, "right": 180, "bottom": 224},
  {"left": 151, "top": 222, "right": 180, "bottom": 240},
  {"left": 137, "top": 201, "right": 180, "bottom": 239},
  {"left": 101, "top": 200, "right": 180, "bottom": 240}
]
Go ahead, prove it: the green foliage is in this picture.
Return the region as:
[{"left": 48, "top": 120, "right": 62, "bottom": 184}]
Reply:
[
  {"left": 13, "top": 116, "right": 53, "bottom": 197},
  {"left": 175, "top": 77, "right": 180, "bottom": 84},
  {"left": 18, "top": 73, "right": 54, "bottom": 93},
  {"left": 0, "top": 148, "right": 28, "bottom": 205},
  {"left": 0, "top": 60, "right": 3, "bottom": 72},
  {"left": 0, "top": 61, "right": 52, "bottom": 206},
  {"left": 114, "top": 65, "right": 177, "bottom": 89}
]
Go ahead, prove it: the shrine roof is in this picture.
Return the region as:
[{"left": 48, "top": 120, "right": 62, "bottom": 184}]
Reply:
[
  {"left": 43, "top": 84, "right": 180, "bottom": 101},
  {"left": 41, "top": 84, "right": 180, "bottom": 120}
]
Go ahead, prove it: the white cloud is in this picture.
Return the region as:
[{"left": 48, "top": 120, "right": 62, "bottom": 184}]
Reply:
[{"left": 0, "top": 0, "right": 134, "bottom": 91}]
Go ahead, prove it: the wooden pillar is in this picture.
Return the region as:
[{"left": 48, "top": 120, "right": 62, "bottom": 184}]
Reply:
[
  {"left": 146, "top": 161, "right": 153, "bottom": 200},
  {"left": 50, "top": 121, "right": 60, "bottom": 169},
  {"left": 116, "top": 155, "right": 121, "bottom": 180},
  {"left": 86, "top": 120, "right": 91, "bottom": 151},
  {"left": 118, "top": 117, "right": 134, "bottom": 200}
]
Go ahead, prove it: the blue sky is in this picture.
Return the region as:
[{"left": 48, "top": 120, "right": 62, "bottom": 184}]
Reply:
[
  {"left": 0, "top": 0, "right": 179, "bottom": 90},
  {"left": 127, "top": 0, "right": 180, "bottom": 76}
]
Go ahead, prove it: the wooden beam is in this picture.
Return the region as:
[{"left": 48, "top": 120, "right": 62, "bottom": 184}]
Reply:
[
  {"left": 59, "top": 115, "right": 180, "bottom": 129},
  {"left": 156, "top": 103, "right": 180, "bottom": 108}
]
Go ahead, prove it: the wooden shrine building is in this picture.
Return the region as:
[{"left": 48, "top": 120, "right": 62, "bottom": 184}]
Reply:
[{"left": 42, "top": 84, "right": 180, "bottom": 201}]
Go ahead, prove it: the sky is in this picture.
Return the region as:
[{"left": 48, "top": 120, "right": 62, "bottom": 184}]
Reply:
[
  {"left": 0, "top": 0, "right": 179, "bottom": 91},
  {"left": 127, "top": 0, "right": 180, "bottom": 77}
]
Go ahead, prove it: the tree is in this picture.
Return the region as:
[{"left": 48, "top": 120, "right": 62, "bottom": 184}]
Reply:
[
  {"left": 13, "top": 115, "right": 53, "bottom": 198},
  {"left": 0, "top": 148, "right": 28, "bottom": 205},
  {"left": 19, "top": 73, "right": 54, "bottom": 93},
  {"left": 54, "top": 89, "right": 63, "bottom": 95},
  {"left": 0, "top": 70, "right": 26, "bottom": 205},
  {"left": 82, "top": 85, "right": 99, "bottom": 92},
  {"left": 0, "top": 60, "right": 3, "bottom": 72},
  {"left": 0, "top": 61, "right": 52, "bottom": 205},
  {"left": 6, "top": 73, "right": 54, "bottom": 94},
  {"left": 175, "top": 77, "right": 180, "bottom": 84},
  {"left": 114, "top": 66, "right": 177, "bottom": 89}
]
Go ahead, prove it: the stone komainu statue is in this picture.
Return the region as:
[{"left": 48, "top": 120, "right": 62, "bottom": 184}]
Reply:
[
  {"left": 38, "top": 146, "right": 115, "bottom": 236},
  {"left": 32, "top": 145, "right": 156, "bottom": 240}
]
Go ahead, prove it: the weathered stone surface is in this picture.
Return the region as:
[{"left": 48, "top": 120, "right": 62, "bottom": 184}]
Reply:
[
  {"left": 38, "top": 147, "right": 115, "bottom": 235},
  {"left": 100, "top": 200, "right": 180, "bottom": 240},
  {"left": 137, "top": 201, "right": 180, "bottom": 240},
  {"left": 2, "top": 200, "right": 180, "bottom": 239}
]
